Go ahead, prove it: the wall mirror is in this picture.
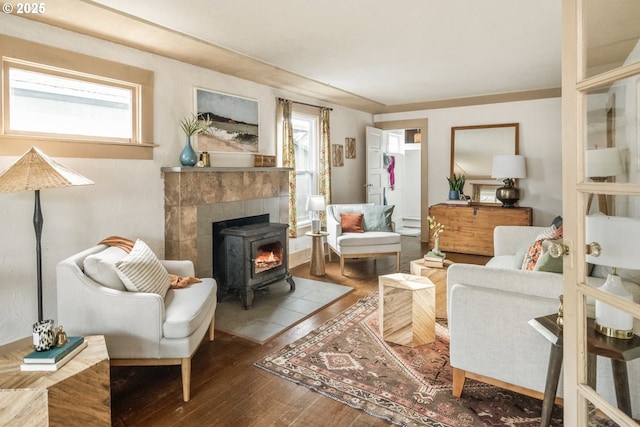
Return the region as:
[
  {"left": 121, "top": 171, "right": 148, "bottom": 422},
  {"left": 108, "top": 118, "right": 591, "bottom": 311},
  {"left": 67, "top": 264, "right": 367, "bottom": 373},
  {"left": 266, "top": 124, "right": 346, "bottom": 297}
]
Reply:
[{"left": 451, "top": 123, "right": 519, "bottom": 203}]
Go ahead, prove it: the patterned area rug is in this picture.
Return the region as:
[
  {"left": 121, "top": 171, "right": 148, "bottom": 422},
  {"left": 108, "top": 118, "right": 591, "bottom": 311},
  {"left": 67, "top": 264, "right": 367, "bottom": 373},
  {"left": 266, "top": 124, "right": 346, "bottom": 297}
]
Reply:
[{"left": 255, "top": 291, "right": 565, "bottom": 427}]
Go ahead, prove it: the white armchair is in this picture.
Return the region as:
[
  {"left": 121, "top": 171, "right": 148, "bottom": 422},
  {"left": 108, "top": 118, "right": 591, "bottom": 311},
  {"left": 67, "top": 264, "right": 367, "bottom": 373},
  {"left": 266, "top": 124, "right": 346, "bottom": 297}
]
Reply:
[
  {"left": 56, "top": 244, "right": 217, "bottom": 402},
  {"left": 447, "top": 225, "right": 640, "bottom": 418},
  {"left": 326, "top": 203, "right": 401, "bottom": 275}
]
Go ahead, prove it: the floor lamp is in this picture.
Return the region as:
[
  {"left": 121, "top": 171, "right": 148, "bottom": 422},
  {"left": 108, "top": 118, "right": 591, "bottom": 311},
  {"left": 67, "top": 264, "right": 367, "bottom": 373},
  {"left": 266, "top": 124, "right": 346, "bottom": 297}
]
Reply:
[
  {"left": 0, "top": 147, "right": 93, "bottom": 321},
  {"left": 585, "top": 147, "right": 623, "bottom": 215}
]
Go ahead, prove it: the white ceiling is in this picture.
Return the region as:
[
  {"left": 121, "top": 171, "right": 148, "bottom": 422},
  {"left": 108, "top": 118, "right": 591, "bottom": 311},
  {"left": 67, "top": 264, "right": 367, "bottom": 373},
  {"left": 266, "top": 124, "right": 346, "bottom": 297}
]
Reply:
[{"left": 90, "top": 0, "right": 562, "bottom": 108}]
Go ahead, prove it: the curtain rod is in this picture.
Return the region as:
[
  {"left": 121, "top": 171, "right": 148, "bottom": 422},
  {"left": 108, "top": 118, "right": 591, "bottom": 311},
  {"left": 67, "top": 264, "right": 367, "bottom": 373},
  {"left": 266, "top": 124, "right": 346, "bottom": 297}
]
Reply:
[{"left": 278, "top": 97, "right": 333, "bottom": 111}]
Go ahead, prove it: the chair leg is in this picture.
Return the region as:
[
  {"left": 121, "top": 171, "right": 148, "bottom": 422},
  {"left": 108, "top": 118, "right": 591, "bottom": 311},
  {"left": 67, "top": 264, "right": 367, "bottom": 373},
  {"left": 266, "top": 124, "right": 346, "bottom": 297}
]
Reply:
[
  {"left": 209, "top": 315, "right": 215, "bottom": 341},
  {"left": 327, "top": 247, "right": 332, "bottom": 262},
  {"left": 340, "top": 256, "right": 345, "bottom": 275},
  {"left": 181, "top": 357, "right": 191, "bottom": 402},
  {"left": 396, "top": 252, "right": 401, "bottom": 272},
  {"left": 452, "top": 367, "right": 466, "bottom": 397}
]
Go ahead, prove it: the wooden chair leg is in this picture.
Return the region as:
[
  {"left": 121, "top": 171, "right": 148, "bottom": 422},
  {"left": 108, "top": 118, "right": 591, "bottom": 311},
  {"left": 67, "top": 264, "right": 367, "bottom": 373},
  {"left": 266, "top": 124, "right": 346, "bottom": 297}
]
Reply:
[
  {"left": 327, "top": 247, "right": 332, "bottom": 262},
  {"left": 340, "top": 256, "right": 345, "bottom": 275},
  {"left": 452, "top": 367, "right": 466, "bottom": 397},
  {"left": 181, "top": 357, "right": 191, "bottom": 402},
  {"left": 209, "top": 315, "right": 215, "bottom": 341},
  {"left": 396, "top": 252, "right": 401, "bottom": 272}
]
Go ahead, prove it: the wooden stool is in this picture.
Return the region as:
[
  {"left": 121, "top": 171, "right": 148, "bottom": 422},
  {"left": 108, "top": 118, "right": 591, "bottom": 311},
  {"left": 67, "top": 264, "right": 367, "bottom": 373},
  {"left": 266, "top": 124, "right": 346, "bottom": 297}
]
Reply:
[
  {"left": 378, "top": 273, "right": 435, "bottom": 347},
  {"left": 410, "top": 258, "right": 453, "bottom": 319}
]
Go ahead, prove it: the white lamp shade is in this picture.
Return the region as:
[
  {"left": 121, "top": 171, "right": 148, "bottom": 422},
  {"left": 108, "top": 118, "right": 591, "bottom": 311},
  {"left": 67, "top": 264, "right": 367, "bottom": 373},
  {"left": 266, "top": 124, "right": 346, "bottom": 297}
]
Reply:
[
  {"left": 306, "top": 195, "right": 326, "bottom": 212},
  {"left": 491, "top": 155, "right": 526, "bottom": 179},
  {"left": 586, "top": 147, "right": 624, "bottom": 178},
  {"left": 585, "top": 215, "right": 640, "bottom": 269}
]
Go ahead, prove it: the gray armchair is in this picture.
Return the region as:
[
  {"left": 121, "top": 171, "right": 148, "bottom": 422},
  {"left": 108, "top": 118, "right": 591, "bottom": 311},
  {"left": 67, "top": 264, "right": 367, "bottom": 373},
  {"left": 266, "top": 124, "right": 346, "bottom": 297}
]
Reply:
[{"left": 56, "top": 244, "right": 217, "bottom": 402}]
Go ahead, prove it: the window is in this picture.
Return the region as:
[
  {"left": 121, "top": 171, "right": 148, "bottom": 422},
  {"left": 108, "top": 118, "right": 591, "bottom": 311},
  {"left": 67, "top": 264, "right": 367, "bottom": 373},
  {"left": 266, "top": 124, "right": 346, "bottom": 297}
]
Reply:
[
  {"left": 292, "top": 111, "right": 319, "bottom": 227},
  {"left": 1, "top": 35, "right": 154, "bottom": 159}
]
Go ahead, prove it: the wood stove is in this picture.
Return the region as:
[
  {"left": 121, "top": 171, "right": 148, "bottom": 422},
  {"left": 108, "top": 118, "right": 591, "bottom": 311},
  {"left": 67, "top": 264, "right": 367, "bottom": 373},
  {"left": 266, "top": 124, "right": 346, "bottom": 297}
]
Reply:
[{"left": 219, "top": 221, "right": 294, "bottom": 309}]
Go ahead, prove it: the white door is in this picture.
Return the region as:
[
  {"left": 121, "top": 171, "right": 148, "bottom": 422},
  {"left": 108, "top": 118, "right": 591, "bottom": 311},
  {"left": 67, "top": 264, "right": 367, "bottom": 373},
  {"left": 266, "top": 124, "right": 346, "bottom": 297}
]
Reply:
[
  {"left": 563, "top": 1, "right": 640, "bottom": 425},
  {"left": 366, "top": 126, "right": 384, "bottom": 204}
]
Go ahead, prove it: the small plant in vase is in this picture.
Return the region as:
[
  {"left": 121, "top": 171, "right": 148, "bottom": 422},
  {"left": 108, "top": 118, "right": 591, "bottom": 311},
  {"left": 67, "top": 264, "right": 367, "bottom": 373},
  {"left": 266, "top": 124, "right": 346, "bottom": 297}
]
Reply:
[
  {"left": 427, "top": 215, "right": 445, "bottom": 256},
  {"left": 446, "top": 174, "right": 466, "bottom": 200},
  {"left": 179, "top": 113, "right": 212, "bottom": 166}
]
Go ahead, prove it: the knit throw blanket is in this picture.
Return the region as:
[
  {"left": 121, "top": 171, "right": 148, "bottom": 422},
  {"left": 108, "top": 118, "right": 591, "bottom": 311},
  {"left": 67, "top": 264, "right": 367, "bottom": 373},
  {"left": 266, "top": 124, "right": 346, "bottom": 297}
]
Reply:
[{"left": 98, "top": 236, "right": 201, "bottom": 289}]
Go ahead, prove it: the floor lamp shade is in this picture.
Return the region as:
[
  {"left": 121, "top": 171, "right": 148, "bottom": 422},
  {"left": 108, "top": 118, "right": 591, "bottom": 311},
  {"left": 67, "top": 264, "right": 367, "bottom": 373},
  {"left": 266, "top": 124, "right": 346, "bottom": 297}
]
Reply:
[
  {"left": 586, "top": 215, "right": 639, "bottom": 339},
  {"left": 0, "top": 147, "right": 93, "bottom": 321}
]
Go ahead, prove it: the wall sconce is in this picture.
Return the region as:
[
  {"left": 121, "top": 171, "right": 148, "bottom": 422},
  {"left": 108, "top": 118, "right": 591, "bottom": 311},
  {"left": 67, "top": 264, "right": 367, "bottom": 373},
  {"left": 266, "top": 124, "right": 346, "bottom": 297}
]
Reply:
[
  {"left": 306, "top": 195, "right": 326, "bottom": 234},
  {"left": 491, "top": 154, "right": 526, "bottom": 208},
  {"left": 585, "top": 147, "right": 623, "bottom": 215},
  {"left": 586, "top": 214, "right": 638, "bottom": 339}
]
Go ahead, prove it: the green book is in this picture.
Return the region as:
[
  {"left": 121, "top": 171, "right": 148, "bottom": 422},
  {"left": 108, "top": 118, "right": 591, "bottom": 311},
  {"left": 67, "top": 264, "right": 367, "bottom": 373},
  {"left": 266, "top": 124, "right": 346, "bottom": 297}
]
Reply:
[
  {"left": 424, "top": 251, "right": 445, "bottom": 260},
  {"left": 23, "top": 336, "right": 84, "bottom": 364}
]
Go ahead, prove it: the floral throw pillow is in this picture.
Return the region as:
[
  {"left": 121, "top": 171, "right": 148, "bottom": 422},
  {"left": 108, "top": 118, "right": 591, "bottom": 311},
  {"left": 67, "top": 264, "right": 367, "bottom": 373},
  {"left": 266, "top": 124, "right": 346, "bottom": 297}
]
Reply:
[{"left": 521, "top": 225, "right": 563, "bottom": 271}]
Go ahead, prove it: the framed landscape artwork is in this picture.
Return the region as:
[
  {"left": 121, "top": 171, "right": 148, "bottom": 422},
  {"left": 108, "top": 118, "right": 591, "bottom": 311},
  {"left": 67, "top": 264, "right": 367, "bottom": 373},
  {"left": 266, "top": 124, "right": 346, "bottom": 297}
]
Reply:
[{"left": 195, "top": 88, "right": 259, "bottom": 153}]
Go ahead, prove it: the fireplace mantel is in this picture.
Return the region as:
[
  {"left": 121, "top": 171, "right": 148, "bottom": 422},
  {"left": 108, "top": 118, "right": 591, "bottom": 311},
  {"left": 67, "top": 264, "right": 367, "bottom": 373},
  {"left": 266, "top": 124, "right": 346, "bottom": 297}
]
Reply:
[
  {"left": 162, "top": 168, "right": 291, "bottom": 277},
  {"left": 161, "top": 167, "right": 292, "bottom": 173}
]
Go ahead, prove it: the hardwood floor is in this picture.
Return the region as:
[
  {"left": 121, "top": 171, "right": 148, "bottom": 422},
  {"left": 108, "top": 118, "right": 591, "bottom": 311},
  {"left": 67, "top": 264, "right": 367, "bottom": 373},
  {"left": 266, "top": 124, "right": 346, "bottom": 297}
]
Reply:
[{"left": 111, "top": 236, "right": 489, "bottom": 427}]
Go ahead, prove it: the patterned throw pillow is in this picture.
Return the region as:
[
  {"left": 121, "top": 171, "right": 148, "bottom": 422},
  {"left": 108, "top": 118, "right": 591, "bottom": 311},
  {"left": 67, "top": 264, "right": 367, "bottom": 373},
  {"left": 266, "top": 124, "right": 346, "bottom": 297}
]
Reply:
[
  {"left": 521, "top": 225, "right": 563, "bottom": 271},
  {"left": 115, "top": 239, "right": 171, "bottom": 297},
  {"left": 341, "top": 213, "right": 364, "bottom": 233}
]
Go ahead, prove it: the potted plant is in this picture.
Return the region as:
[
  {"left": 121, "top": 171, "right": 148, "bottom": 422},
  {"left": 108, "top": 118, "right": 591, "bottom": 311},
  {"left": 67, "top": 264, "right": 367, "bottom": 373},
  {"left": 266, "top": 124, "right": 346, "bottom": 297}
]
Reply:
[
  {"left": 446, "top": 174, "right": 465, "bottom": 200},
  {"left": 179, "top": 113, "right": 212, "bottom": 166}
]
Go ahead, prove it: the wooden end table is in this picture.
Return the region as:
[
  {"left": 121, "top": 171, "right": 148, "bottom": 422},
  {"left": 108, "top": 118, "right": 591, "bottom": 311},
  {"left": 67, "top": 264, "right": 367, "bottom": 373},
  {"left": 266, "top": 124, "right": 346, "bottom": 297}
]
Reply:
[
  {"left": 0, "top": 335, "right": 111, "bottom": 426},
  {"left": 528, "top": 313, "right": 640, "bottom": 427},
  {"left": 409, "top": 258, "right": 453, "bottom": 318},
  {"left": 306, "top": 231, "right": 329, "bottom": 276},
  {"left": 379, "top": 273, "right": 436, "bottom": 347}
]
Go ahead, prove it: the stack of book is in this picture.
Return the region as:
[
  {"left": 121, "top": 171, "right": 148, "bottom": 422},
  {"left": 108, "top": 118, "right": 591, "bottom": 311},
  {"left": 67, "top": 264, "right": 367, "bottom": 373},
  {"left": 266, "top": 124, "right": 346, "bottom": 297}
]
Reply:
[
  {"left": 20, "top": 336, "right": 87, "bottom": 372},
  {"left": 423, "top": 251, "right": 446, "bottom": 268}
]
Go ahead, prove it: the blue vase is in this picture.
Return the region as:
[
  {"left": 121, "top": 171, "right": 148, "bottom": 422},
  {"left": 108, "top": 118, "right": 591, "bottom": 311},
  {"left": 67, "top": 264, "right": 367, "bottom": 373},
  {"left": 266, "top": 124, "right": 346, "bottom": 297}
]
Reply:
[
  {"left": 180, "top": 136, "right": 197, "bottom": 167},
  {"left": 449, "top": 190, "right": 460, "bottom": 200}
]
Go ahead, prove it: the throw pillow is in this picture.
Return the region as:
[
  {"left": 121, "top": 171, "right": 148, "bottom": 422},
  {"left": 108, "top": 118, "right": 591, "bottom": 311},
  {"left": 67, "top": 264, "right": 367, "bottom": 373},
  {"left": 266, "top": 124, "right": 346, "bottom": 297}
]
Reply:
[
  {"left": 534, "top": 239, "right": 564, "bottom": 273},
  {"left": 340, "top": 213, "right": 364, "bottom": 233},
  {"left": 115, "top": 239, "right": 171, "bottom": 297},
  {"left": 83, "top": 246, "right": 128, "bottom": 291},
  {"left": 362, "top": 205, "right": 394, "bottom": 232},
  {"left": 521, "top": 226, "right": 564, "bottom": 271},
  {"left": 521, "top": 239, "right": 544, "bottom": 271}
]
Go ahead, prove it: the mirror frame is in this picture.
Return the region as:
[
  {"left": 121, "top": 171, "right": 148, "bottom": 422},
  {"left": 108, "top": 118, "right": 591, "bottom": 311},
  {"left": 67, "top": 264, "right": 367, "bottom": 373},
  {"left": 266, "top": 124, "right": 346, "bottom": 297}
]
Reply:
[{"left": 450, "top": 123, "right": 519, "bottom": 204}]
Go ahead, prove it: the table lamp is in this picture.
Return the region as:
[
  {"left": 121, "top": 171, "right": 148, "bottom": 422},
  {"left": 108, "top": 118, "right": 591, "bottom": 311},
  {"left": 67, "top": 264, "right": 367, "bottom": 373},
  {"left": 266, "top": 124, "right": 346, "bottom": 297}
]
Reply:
[
  {"left": 491, "top": 154, "right": 526, "bottom": 208},
  {"left": 585, "top": 147, "right": 624, "bottom": 215},
  {"left": 306, "top": 195, "right": 326, "bottom": 234},
  {"left": 0, "top": 147, "right": 94, "bottom": 321},
  {"left": 586, "top": 214, "right": 638, "bottom": 339}
]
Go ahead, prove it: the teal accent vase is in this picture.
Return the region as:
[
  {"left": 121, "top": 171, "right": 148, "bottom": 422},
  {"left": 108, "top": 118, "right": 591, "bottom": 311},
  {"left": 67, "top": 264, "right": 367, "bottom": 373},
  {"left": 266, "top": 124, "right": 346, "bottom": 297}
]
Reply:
[
  {"left": 180, "top": 136, "right": 197, "bottom": 167},
  {"left": 448, "top": 190, "right": 460, "bottom": 200}
]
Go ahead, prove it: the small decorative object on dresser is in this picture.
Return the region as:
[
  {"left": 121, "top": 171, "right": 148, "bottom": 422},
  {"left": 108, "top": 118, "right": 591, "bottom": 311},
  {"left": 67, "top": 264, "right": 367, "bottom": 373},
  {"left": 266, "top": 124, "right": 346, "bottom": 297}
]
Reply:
[{"left": 446, "top": 173, "right": 465, "bottom": 200}]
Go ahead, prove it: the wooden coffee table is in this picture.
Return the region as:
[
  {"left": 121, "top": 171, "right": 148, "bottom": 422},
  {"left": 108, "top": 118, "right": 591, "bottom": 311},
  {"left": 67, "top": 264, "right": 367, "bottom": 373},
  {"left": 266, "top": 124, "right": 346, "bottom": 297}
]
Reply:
[{"left": 410, "top": 258, "right": 453, "bottom": 319}]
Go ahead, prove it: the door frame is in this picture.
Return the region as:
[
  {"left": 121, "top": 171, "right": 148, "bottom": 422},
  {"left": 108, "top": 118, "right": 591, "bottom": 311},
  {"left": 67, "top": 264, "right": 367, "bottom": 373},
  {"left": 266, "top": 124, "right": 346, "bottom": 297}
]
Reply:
[{"left": 374, "top": 118, "right": 429, "bottom": 240}]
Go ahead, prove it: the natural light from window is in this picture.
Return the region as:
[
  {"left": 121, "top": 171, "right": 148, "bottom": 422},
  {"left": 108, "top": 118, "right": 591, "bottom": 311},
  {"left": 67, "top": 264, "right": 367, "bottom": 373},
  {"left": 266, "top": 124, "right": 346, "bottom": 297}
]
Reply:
[
  {"left": 9, "top": 68, "right": 133, "bottom": 140},
  {"left": 293, "top": 113, "right": 318, "bottom": 225}
]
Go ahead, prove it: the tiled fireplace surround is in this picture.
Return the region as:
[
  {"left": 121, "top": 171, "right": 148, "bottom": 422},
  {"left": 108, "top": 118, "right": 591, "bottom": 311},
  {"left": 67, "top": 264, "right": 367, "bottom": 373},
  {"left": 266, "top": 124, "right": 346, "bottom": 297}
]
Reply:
[{"left": 162, "top": 167, "right": 291, "bottom": 278}]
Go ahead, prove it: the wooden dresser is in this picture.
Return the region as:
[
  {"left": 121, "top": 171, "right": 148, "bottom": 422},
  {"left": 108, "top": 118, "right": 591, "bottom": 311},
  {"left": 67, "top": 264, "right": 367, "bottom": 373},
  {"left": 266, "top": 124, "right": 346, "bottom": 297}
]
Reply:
[{"left": 428, "top": 204, "right": 532, "bottom": 256}]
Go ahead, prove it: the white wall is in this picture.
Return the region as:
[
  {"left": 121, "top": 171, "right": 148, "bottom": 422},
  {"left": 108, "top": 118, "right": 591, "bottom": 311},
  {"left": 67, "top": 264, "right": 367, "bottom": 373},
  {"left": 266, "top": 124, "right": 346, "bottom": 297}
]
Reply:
[
  {"left": 375, "top": 97, "right": 563, "bottom": 226},
  {"left": 0, "top": 15, "right": 372, "bottom": 345}
]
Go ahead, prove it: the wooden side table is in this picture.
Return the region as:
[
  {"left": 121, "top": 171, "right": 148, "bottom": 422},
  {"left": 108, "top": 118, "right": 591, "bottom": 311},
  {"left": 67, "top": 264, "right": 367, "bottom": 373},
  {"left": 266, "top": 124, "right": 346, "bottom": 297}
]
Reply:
[
  {"left": 306, "top": 231, "right": 329, "bottom": 276},
  {"left": 0, "top": 335, "right": 111, "bottom": 427},
  {"left": 378, "top": 273, "right": 435, "bottom": 347},
  {"left": 409, "top": 258, "right": 453, "bottom": 318},
  {"left": 529, "top": 314, "right": 640, "bottom": 427}
]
